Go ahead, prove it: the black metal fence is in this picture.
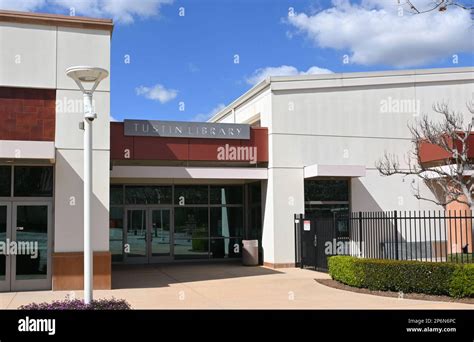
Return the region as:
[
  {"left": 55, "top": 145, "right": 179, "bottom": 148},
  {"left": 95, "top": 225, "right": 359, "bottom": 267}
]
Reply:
[
  {"left": 295, "top": 210, "right": 474, "bottom": 270},
  {"left": 350, "top": 211, "right": 473, "bottom": 263}
]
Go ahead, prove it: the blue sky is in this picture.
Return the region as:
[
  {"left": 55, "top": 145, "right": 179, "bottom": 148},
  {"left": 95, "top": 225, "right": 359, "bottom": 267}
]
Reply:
[{"left": 1, "top": 0, "right": 473, "bottom": 121}]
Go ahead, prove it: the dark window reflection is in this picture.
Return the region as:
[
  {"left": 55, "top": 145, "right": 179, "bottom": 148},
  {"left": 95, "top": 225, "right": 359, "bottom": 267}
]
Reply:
[
  {"left": 174, "top": 186, "right": 208, "bottom": 205},
  {"left": 0, "top": 206, "right": 6, "bottom": 279},
  {"left": 248, "top": 182, "right": 262, "bottom": 242},
  {"left": 174, "top": 239, "right": 209, "bottom": 259},
  {"left": 174, "top": 207, "right": 208, "bottom": 240},
  {"left": 110, "top": 185, "right": 124, "bottom": 205},
  {"left": 210, "top": 238, "right": 242, "bottom": 259},
  {"left": 210, "top": 186, "right": 243, "bottom": 205},
  {"left": 304, "top": 180, "right": 349, "bottom": 202},
  {"left": 125, "top": 186, "right": 172, "bottom": 204},
  {"left": 305, "top": 204, "right": 349, "bottom": 218},
  {"left": 0, "top": 166, "right": 11, "bottom": 197},
  {"left": 15, "top": 205, "right": 48, "bottom": 279},
  {"left": 14, "top": 166, "right": 53, "bottom": 197},
  {"left": 109, "top": 207, "right": 124, "bottom": 262},
  {"left": 210, "top": 207, "right": 243, "bottom": 237}
]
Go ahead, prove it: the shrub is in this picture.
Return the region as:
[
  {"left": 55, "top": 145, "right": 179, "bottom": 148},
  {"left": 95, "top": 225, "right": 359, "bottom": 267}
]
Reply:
[
  {"left": 360, "top": 259, "right": 456, "bottom": 295},
  {"left": 328, "top": 256, "right": 472, "bottom": 297},
  {"left": 449, "top": 264, "right": 474, "bottom": 298},
  {"left": 328, "top": 256, "right": 364, "bottom": 287},
  {"left": 18, "top": 297, "right": 132, "bottom": 310}
]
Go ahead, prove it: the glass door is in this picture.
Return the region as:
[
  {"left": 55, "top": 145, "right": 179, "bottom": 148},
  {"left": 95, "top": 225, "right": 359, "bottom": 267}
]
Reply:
[
  {"left": 149, "top": 209, "right": 173, "bottom": 262},
  {"left": 0, "top": 203, "right": 11, "bottom": 292},
  {"left": 11, "top": 202, "right": 52, "bottom": 291},
  {"left": 125, "top": 209, "right": 148, "bottom": 263},
  {"left": 125, "top": 208, "right": 173, "bottom": 263}
]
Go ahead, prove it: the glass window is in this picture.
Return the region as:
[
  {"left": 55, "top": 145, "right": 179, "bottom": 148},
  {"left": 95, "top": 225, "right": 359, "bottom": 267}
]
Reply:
[
  {"left": 109, "top": 207, "right": 124, "bottom": 262},
  {"left": 304, "top": 180, "right": 349, "bottom": 202},
  {"left": 15, "top": 205, "right": 48, "bottom": 279},
  {"left": 174, "top": 207, "right": 209, "bottom": 240},
  {"left": 210, "top": 238, "right": 242, "bottom": 259},
  {"left": 249, "top": 182, "right": 261, "bottom": 205},
  {"left": 0, "top": 166, "right": 11, "bottom": 197},
  {"left": 174, "top": 239, "right": 209, "bottom": 260},
  {"left": 125, "top": 186, "right": 172, "bottom": 204},
  {"left": 210, "top": 207, "right": 243, "bottom": 238},
  {"left": 210, "top": 186, "right": 243, "bottom": 205},
  {"left": 0, "top": 206, "right": 6, "bottom": 279},
  {"left": 110, "top": 185, "right": 124, "bottom": 205},
  {"left": 305, "top": 204, "right": 349, "bottom": 218},
  {"left": 14, "top": 166, "right": 53, "bottom": 197},
  {"left": 248, "top": 205, "right": 262, "bottom": 240},
  {"left": 126, "top": 209, "right": 147, "bottom": 258},
  {"left": 174, "top": 186, "right": 208, "bottom": 205}
]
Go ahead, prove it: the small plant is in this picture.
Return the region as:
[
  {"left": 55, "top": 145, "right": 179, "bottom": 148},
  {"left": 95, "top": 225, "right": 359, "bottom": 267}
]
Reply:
[{"left": 18, "top": 297, "right": 132, "bottom": 310}]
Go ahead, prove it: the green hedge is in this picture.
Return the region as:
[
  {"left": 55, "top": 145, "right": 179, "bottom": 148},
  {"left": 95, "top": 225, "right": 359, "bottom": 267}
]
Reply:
[
  {"left": 328, "top": 256, "right": 474, "bottom": 298},
  {"left": 449, "top": 264, "right": 474, "bottom": 298}
]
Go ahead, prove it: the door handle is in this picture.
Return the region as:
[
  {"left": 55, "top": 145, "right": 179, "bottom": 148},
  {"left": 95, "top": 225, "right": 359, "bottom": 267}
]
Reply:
[{"left": 313, "top": 235, "right": 317, "bottom": 247}]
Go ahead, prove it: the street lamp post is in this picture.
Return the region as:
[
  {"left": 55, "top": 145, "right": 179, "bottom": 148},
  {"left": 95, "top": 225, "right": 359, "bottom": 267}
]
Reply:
[{"left": 66, "top": 66, "right": 109, "bottom": 304}]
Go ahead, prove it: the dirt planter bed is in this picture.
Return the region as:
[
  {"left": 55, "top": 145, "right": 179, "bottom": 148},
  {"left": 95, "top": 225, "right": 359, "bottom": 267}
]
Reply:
[{"left": 315, "top": 279, "right": 474, "bottom": 304}]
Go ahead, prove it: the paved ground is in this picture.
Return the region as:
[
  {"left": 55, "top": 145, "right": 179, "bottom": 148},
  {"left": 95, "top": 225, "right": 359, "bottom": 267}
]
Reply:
[{"left": 0, "top": 263, "right": 472, "bottom": 309}]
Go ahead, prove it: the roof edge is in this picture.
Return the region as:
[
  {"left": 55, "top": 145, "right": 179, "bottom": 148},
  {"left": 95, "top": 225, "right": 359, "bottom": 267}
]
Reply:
[
  {"left": 209, "top": 66, "right": 474, "bottom": 122},
  {"left": 208, "top": 78, "right": 270, "bottom": 122},
  {"left": 0, "top": 10, "right": 114, "bottom": 32}
]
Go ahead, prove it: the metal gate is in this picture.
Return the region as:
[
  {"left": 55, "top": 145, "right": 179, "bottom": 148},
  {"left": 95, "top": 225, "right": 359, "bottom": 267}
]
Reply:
[{"left": 295, "top": 213, "right": 350, "bottom": 272}]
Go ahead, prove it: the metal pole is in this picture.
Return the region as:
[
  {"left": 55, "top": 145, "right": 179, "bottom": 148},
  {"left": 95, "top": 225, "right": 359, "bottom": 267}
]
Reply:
[
  {"left": 358, "top": 211, "right": 363, "bottom": 257},
  {"left": 83, "top": 92, "right": 93, "bottom": 304},
  {"left": 394, "top": 210, "right": 399, "bottom": 260}
]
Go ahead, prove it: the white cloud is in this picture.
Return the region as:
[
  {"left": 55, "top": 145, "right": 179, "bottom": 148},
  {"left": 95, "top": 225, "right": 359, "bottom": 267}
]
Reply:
[
  {"left": 0, "top": 0, "right": 173, "bottom": 24},
  {"left": 110, "top": 115, "right": 118, "bottom": 122},
  {"left": 0, "top": 0, "right": 46, "bottom": 11},
  {"left": 136, "top": 84, "right": 178, "bottom": 104},
  {"left": 246, "top": 65, "right": 333, "bottom": 85},
  {"left": 287, "top": 0, "right": 474, "bottom": 67},
  {"left": 192, "top": 103, "right": 226, "bottom": 122}
]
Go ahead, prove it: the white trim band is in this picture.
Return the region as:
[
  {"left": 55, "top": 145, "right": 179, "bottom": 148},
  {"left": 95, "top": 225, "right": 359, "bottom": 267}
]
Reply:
[
  {"left": 110, "top": 166, "right": 268, "bottom": 180},
  {"left": 0, "top": 140, "right": 55, "bottom": 160}
]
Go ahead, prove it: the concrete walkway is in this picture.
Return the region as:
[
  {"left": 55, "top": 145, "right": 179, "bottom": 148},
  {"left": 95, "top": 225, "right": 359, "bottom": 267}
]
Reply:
[{"left": 0, "top": 263, "right": 472, "bottom": 309}]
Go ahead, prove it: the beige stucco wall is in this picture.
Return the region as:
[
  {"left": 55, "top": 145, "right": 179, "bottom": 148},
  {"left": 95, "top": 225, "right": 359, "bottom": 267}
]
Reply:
[
  {"left": 0, "top": 21, "right": 111, "bottom": 253},
  {"left": 216, "top": 68, "right": 474, "bottom": 265}
]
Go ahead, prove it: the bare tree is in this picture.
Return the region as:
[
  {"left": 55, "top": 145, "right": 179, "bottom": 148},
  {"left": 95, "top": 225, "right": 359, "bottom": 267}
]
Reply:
[
  {"left": 376, "top": 101, "right": 474, "bottom": 210},
  {"left": 400, "top": 0, "right": 474, "bottom": 14}
]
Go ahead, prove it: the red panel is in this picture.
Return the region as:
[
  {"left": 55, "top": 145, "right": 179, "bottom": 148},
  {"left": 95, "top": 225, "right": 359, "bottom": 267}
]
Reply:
[
  {"left": 419, "top": 133, "right": 474, "bottom": 165},
  {"left": 133, "top": 137, "right": 189, "bottom": 160},
  {"left": 110, "top": 122, "right": 134, "bottom": 160},
  {"left": 188, "top": 138, "right": 241, "bottom": 161},
  {"left": 110, "top": 124, "right": 269, "bottom": 163},
  {"left": 242, "top": 128, "right": 268, "bottom": 162},
  {"left": 0, "top": 87, "right": 55, "bottom": 141},
  {"left": 419, "top": 141, "right": 451, "bottom": 164}
]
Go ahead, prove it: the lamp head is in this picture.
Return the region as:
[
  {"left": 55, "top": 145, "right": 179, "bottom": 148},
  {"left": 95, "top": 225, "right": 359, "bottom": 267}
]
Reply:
[{"left": 66, "top": 66, "right": 109, "bottom": 93}]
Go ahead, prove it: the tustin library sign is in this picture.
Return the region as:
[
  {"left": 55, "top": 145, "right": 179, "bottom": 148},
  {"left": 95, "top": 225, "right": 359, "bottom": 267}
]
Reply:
[{"left": 124, "top": 119, "right": 250, "bottom": 140}]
